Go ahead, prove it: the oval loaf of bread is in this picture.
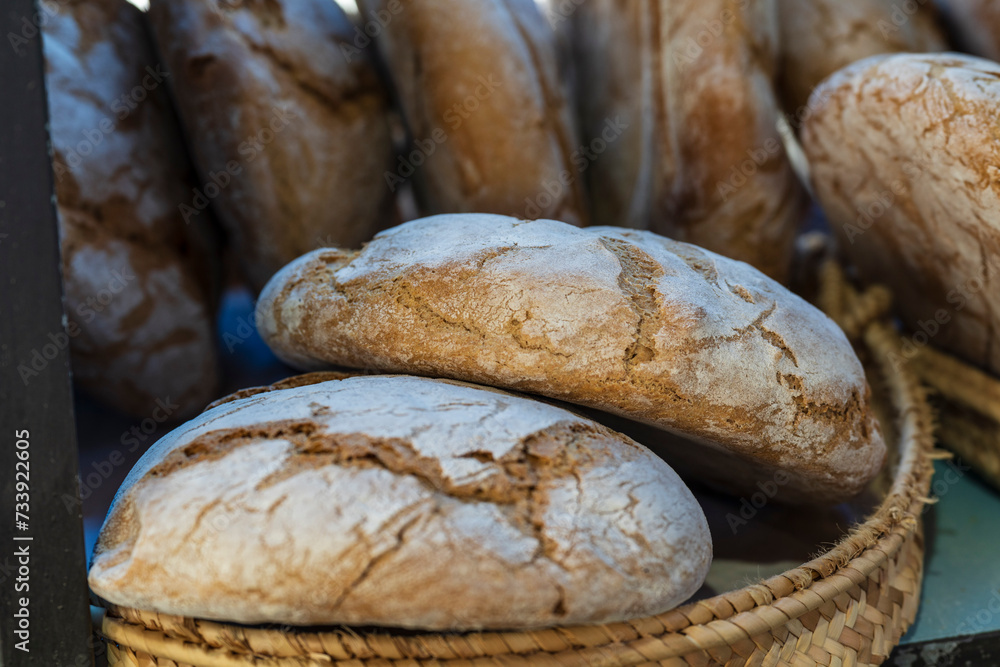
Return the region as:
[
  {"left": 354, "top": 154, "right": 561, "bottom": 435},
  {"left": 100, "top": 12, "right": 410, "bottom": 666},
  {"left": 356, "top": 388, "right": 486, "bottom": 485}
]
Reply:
[
  {"left": 569, "top": 0, "right": 805, "bottom": 281},
  {"left": 43, "top": 0, "right": 219, "bottom": 418},
  {"left": 148, "top": 0, "right": 395, "bottom": 290},
  {"left": 802, "top": 53, "right": 1000, "bottom": 377},
  {"left": 89, "top": 374, "right": 712, "bottom": 629},
  {"left": 356, "top": 0, "right": 588, "bottom": 226},
  {"left": 257, "top": 214, "right": 886, "bottom": 504}
]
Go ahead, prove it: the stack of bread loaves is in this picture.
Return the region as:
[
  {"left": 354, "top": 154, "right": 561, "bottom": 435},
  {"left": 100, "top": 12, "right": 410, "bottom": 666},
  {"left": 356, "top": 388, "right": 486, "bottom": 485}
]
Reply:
[
  {"left": 90, "top": 213, "right": 888, "bottom": 631},
  {"left": 80, "top": 0, "right": 1000, "bottom": 657}
]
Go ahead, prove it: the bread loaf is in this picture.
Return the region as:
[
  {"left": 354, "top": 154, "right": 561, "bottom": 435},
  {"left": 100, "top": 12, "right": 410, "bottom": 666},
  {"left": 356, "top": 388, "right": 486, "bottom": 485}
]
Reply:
[
  {"left": 89, "top": 374, "right": 712, "bottom": 629},
  {"left": 802, "top": 53, "right": 1000, "bottom": 377},
  {"left": 777, "top": 0, "right": 946, "bottom": 113},
  {"left": 569, "top": 0, "right": 806, "bottom": 281},
  {"left": 355, "top": 0, "right": 588, "bottom": 226},
  {"left": 147, "top": 0, "right": 395, "bottom": 290},
  {"left": 43, "top": 0, "right": 219, "bottom": 419},
  {"left": 257, "top": 214, "right": 886, "bottom": 503}
]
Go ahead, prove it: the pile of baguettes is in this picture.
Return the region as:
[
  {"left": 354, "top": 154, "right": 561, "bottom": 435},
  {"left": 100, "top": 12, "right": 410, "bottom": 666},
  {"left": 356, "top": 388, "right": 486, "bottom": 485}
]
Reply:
[{"left": 52, "top": 0, "right": 998, "bottom": 631}]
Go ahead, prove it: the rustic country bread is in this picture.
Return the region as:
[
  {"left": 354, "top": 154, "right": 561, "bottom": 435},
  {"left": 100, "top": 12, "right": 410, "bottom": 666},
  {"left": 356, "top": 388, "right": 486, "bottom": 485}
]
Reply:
[
  {"left": 89, "top": 374, "right": 712, "bottom": 629},
  {"left": 802, "top": 53, "right": 1000, "bottom": 377},
  {"left": 777, "top": 0, "right": 946, "bottom": 113},
  {"left": 147, "top": 0, "right": 394, "bottom": 290},
  {"left": 355, "top": 0, "right": 587, "bottom": 226},
  {"left": 935, "top": 0, "right": 1000, "bottom": 61},
  {"left": 568, "top": 0, "right": 806, "bottom": 281},
  {"left": 42, "top": 0, "right": 219, "bottom": 419},
  {"left": 257, "top": 214, "right": 886, "bottom": 503}
]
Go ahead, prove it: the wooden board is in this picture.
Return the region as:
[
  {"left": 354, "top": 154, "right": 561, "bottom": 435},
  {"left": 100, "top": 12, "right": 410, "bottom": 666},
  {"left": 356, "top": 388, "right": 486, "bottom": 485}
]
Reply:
[{"left": 0, "top": 1, "right": 94, "bottom": 664}]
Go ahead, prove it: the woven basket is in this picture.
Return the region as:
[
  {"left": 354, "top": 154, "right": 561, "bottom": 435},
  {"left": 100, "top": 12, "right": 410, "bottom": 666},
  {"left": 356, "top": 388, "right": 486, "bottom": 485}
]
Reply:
[
  {"left": 906, "top": 343, "right": 1000, "bottom": 491},
  {"left": 95, "top": 263, "right": 938, "bottom": 667}
]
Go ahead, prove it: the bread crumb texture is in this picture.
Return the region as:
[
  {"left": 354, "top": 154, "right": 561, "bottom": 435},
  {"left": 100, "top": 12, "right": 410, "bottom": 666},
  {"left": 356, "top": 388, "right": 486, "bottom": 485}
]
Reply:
[
  {"left": 803, "top": 53, "right": 1000, "bottom": 377},
  {"left": 258, "top": 214, "right": 886, "bottom": 503},
  {"left": 89, "top": 375, "right": 712, "bottom": 629}
]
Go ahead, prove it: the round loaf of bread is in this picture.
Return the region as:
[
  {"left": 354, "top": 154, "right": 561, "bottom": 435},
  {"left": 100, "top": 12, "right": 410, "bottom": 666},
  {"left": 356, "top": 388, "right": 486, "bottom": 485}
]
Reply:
[
  {"left": 257, "top": 214, "right": 886, "bottom": 504},
  {"left": 802, "top": 53, "right": 1000, "bottom": 377},
  {"left": 89, "top": 375, "right": 712, "bottom": 629},
  {"left": 777, "top": 0, "right": 946, "bottom": 113},
  {"left": 356, "top": 0, "right": 587, "bottom": 226}
]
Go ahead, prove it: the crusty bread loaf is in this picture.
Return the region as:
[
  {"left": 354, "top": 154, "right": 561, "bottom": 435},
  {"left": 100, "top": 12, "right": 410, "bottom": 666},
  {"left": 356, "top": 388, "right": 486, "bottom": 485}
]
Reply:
[
  {"left": 569, "top": 0, "right": 806, "bottom": 281},
  {"left": 936, "top": 0, "right": 1000, "bottom": 61},
  {"left": 257, "top": 214, "right": 886, "bottom": 503},
  {"left": 89, "top": 375, "right": 712, "bottom": 629},
  {"left": 43, "top": 0, "right": 218, "bottom": 419},
  {"left": 777, "top": 0, "right": 946, "bottom": 113},
  {"left": 356, "top": 0, "right": 588, "bottom": 226},
  {"left": 147, "top": 0, "right": 395, "bottom": 290},
  {"left": 802, "top": 53, "right": 1000, "bottom": 377}
]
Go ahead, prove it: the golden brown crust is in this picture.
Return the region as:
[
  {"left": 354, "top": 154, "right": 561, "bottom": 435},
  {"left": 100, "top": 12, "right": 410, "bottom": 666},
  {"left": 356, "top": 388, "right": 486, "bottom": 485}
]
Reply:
[
  {"left": 43, "top": 0, "right": 219, "bottom": 418},
  {"left": 803, "top": 53, "right": 1000, "bottom": 377},
  {"left": 89, "top": 375, "right": 712, "bottom": 629},
  {"left": 356, "top": 0, "right": 588, "bottom": 226},
  {"left": 570, "top": 0, "right": 806, "bottom": 281},
  {"left": 258, "top": 214, "right": 887, "bottom": 503},
  {"left": 147, "top": 0, "right": 395, "bottom": 290},
  {"left": 777, "top": 0, "right": 946, "bottom": 113}
]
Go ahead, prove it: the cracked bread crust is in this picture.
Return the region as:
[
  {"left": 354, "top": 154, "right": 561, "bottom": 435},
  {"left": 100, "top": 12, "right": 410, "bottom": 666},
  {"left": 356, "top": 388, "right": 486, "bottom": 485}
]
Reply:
[
  {"left": 88, "top": 375, "right": 712, "bottom": 629},
  {"left": 257, "top": 214, "right": 886, "bottom": 504},
  {"left": 569, "top": 0, "right": 806, "bottom": 281},
  {"left": 43, "top": 0, "right": 219, "bottom": 419},
  {"left": 802, "top": 53, "right": 1000, "bottom": 377},
  {"left": 147, "top": 0, "right": 395, "bottom": 290},
  {"left": 777, "top": 0, "right": 945, "bottom": 113},
  {"left": 356, "top": 0, "right": 587, "bottom": 226}
]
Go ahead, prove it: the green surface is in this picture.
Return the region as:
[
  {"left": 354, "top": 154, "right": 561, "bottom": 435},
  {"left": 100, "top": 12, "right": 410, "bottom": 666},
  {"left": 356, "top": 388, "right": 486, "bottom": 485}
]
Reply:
[{"left": 902, "top": 460, "right": 1000, "bottom": 644}]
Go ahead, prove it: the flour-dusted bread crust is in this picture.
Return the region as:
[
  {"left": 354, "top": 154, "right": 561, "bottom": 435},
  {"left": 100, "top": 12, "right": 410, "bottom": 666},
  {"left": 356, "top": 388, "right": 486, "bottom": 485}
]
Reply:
[
  {"left": 936, "top": 0, "right": 1000, "bottom": 61},
  {"left": 89, "top": 375, "right": 712, "bottom": 629},
  {"left": 569, "top": 0, "right": 806, "bottom": 281},
  {"left": 356, "top": 0, "right": 587, "bottom": 226},
  {"left": 258, "top": 215, "right": 885, "bottom": 503},
  {"left": 803, "top": 53, "right": 1000, "bottom": 377},
  {"left": 43, "top": 0, "right": 218, "bottom": 419},
  {"left": 777, "top": 0, "right": 946, "bottom": 113},
  {"left": 147, "top": 0, "right": 394, "bottom": 290}
]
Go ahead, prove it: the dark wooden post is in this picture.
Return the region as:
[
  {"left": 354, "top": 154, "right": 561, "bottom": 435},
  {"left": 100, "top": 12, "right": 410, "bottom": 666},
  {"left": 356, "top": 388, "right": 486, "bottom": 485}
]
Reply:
[{"left": 0, "top": 0, "right": 95, "bottom": 665}]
